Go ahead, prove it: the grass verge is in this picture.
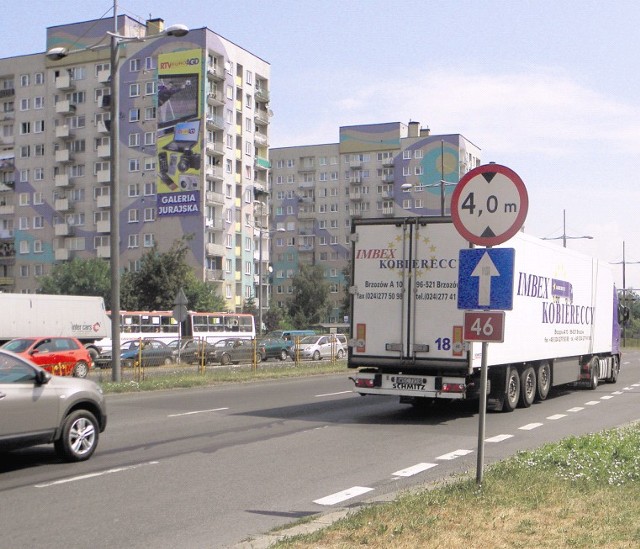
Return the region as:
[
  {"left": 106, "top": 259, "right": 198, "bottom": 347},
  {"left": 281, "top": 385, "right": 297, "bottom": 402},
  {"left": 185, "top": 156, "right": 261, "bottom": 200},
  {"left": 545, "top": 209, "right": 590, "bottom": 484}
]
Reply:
[
  {"left": 271, "top": 423, "right": 640, "bottom": 548},
  {"left": 96, "top": 360, "right": 348, "bottom": 393}
]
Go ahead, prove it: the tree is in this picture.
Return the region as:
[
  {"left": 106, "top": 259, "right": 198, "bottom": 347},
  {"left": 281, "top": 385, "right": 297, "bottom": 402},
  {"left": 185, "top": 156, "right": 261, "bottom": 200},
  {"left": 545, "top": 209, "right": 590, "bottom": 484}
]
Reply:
[
  {"left": 287, "top": 264, "right": 330, "bottom": 327},
  {"left": 339, "top": 262, "right": 351, "bottom": 321},
  {"left": 185, "top": 279, "right": 227, "bottom": 312},
  {"left": 242, "top": 296, "right": 258, "bottom": 331},
  {"left": 38, "top": 258, "right": 111, "bottom": 306}
]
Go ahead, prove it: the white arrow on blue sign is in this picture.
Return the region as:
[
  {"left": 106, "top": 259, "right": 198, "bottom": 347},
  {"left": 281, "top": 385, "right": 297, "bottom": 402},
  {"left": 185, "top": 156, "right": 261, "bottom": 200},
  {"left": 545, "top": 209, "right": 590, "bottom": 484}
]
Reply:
[{"left": 457, "top": 248, "right": 515, "bottom": 310}]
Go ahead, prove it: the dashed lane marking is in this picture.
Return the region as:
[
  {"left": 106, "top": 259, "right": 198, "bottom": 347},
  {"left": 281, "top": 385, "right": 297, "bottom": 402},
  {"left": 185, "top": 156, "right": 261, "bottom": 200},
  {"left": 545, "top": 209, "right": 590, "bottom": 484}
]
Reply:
[
  {"left": 313, "top": 486, "right": 374, "bottom": 506},
  {"left": 585, "top": 401, "right": 600, "bottom": 406},
  {"left": 485, "top": 434, "right": 513, "bottom": 443},
  {"left": 546, "top": 414, "right": 566, "bottom": 420},
  {"left": 392, "top": 463, "right": 438, "bottom": 477},
  {"left": 168, "top": 407, "right": 229, "bottom": 417},
  {"left": 567, "top": 407, "right": 584, "bottom": 412},
  {"left": 519, "top": 423, "right": 543, "bottom": 431},
  {"left": 436, "top": 449, "right": 474, "bottom": 460},
  {"left": 35, "top": 461, "right": 159, "bottom": 488},
  {"left": 600, "top": 395, "right": 614, "bottom": 400}
]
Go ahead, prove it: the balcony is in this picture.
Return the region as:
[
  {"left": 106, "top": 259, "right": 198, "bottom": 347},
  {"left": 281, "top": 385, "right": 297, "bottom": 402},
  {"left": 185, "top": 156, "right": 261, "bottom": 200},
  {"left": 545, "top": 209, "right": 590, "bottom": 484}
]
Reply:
[
  {"left": 349, "top": 175, "right": 362, "bottom": 185},
  {"left": 350, "top": 191, "right": 364, "bottom": 201},
  {"left": 97, "top": 169, "right": 111, "bottom": 184},
  {"left": 0, "top": 276, "right": 14, "bottom": 286},
  {"left": 54, "top": 173, "right": 71, "bottom": 187},
  {"left": 97, "top": 194, "right": 110, "bottom": 208},
  {"left": 382, "top": 207, "right": 395, "bottom": 216},
  {"left": 97, "top": 120, "right": 111, "bottom": 134},
  {"left": 298, "top": 209, "right": 316, "bottom": 220},
  {"left": 206, "top": 90, "right": 224, "bottom": 106},
  {"left": 0, "top": 203, "right": 14, "bottom": 215},
  {"left": 206, "top": 114, "right": 224, "bottom": 130},
  {"left": 382, "top": 173, "right": 395, "bottom": 183},
  {"left": 55, "top": 100, "right": 76, "bottom": 114},
  {"left": 96, "top": 245, "right": 110, "bottom": 258},
  {"left": 0, "top": 181, "right": 14, "bottom": 192},
  {"left": 254, "top": 132, "right": 268, "bottom": 147},
  {"left": 205, "top": 268, "right": 225, "bottom": 282},
  {"left": 54, "top": 197, "right": 71, "bottom": 211},
  {"left": 55, "top": 73, "right": 75, "bottom": 90},
  {"left": 205, "top": 166, "right": 223, "bottom": 182},
  {"left": 97, "top": 143, "right": 111, "bottom": 158},
  {"left": 54, "top": 223, "right": 72, "bottom": 236},
  {"left": 254, "top": 157, "right": 270, "bottom": 171},
  {"left": 97, "top": 68, "right": 111, "bottom": 84},
  {"left": 254, "top": 88, "right": 270, "bottom": 103},
  {"left": 383, "top": 159, "right": 395, "bottom": 168},
  {"left": 96, "top": 219, "right": 110, "bottom": 233},
  {"left": 254, "top": 109, "right": 270, "bottom": 126},
  {"left": 55, "top": 149, "right": 73, "bottom": 163},
  {"left": 54, "top": 248, "right": 70, "bottom": 261},
  {"left": 0, "top": 135, "right": 14, "bottom": 146},
  {"left": 205, "top": 191, "right": 225, "bottom": 206},
  {"left": 55, "top": 124, "right": 72, "bottom": 139},
  {"left": 205, "top": 141, "right": 224, "bottom": 157},
  {"left": 207, "top": 66, "right": 224, "bottom": 81},
  {"left": 205, "top": 242, "right": 225, "bottom": 256},
  {"left": 298, "top": 243, "right": 315, "bottom": 252}
]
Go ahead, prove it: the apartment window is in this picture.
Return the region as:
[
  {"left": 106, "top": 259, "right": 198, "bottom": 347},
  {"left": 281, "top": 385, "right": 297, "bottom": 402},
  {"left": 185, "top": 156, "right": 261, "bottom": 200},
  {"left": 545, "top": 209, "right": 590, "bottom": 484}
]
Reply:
[
  {"left": 20, "top": 122, "right": 30, "bottom": 135},
  {"left": 129, "top": 108, "right": 140, "bottom": 122},
  {"left": 145, "top": 81, "right": 156, "bottom": 95},
  {"left": 20, "top": 263, "right": 29, "bottom": 276},
  {"left": 69, "top": 91, "right": 86, "bottom": 104},
  {"left": 95, "top": 62, "right": 110, "bottom": 76},
  {"left": 403, "top": 150, "right": 411, "bottom": 159},
  {"left": 34, "top": 120, "right": 45, "bottom": 133},
  {"left": 35, "top": 72, "right": 44, "bottom": 85},
  {"left": 415, "top": 166, "right": 423, "bottom": 175},
  {"left": 69, "top": 67, "right": 86, "bottom": 81},
  {"left": 145, "top": 57, "right": 155, "bottom": 71},
  {"left": 144, "top": 207, "right": 155, "bottom": 222},
  {"left": 129, "top": 83, "right": 140, "bottom": 97},
  {"left": 144, "top": 107, "right": 156, "bottom": 120},
  {"left": 128, "top": 234, "right": 139, "bottom": 248},
  {"left": 20, "top": 98, "right": 29, "bottom": 111},
  {"left": 68, "top": 115, "right": 86, "bottom": 129},
  {"left": 19, "top": 169, "right": 28, "bottom": 182},
  {"left": 144, "top": 181, "right": 156, "bottom": 195},
  {"left": 143, "top": 233, "right": 154, "bottom": 247},
  {"left": 19, "top": 217, "right": 29, "bottom": 230},
  {"left": 33, "top": 192, "right": 44, "bottom": 205},
  {"left": 144, "top": 131, "right": 155, "bottom": 145},
  {"left": 19, "top": 193, "right": 30, "bottom": 206},
  {"left": 128, "top": 159, "right": 140, "bottom": 172},
  {"left": 128, "top": 209, "right": 139, "bottom": 223},
  {"left": 144, "top": 158, "right": 156, "bottom": 171},
  {"left": 33, "top": 168, "right": 44, "bottom": 181},
  {"left": 129, "top": 133, "right": 140, "bottom": 147},
  {"left": 414, "top": 150, "right": 423, "bottom": 159},
  {"left": 33, "top": 216, "right": 44, "bottom": 229},
  {"left": 70, "top": 139, "right": 85, "bottom": 153},
  {"left": 34, "top": 263, "right": 45, "bottom": 276},
  {"left": 129, "top": 58, "right": 141, "bottom": 72},
  {"left": 34, "top": 97, "right": 44, "bottom": 109},
  {"left": 128, "top": 183, "right": 140, "bottom": 197}
]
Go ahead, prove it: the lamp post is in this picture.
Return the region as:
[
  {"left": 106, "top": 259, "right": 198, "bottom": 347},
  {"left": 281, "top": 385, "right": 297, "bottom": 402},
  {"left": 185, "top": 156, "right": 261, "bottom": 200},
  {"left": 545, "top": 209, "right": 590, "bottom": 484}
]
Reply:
[
  {"left": 542, "top": 209, "right": 593, "bottom": 247},
  {"left": 47, "top": 1, "right": 188, "bottom": 381},
  {"left": 611, "top": 241, "right": 640, "bottom": 347}
]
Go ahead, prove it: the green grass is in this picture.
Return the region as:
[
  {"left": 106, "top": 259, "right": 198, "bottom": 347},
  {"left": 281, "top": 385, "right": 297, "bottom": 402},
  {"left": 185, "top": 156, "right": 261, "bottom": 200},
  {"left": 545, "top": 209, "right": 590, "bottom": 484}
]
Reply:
[
  {"left": 270, "top": 423, "right": 640, "bottom": 548},
  {"left": 95, "top": 359, "right": 348, "bottom": 393}
]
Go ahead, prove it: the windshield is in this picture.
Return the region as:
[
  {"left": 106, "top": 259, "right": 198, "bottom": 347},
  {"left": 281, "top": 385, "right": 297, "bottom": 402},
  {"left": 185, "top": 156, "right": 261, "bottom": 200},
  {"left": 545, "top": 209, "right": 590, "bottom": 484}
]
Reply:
[{"left": 2, "top": 339, "right": 35, "bottom": 353}]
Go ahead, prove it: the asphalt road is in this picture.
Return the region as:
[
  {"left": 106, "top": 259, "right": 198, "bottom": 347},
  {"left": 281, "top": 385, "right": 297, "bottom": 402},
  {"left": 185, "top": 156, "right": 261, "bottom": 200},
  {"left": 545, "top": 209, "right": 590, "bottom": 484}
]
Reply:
[{"left": 2, "top": 351, "right": 640, "bottom": 548}]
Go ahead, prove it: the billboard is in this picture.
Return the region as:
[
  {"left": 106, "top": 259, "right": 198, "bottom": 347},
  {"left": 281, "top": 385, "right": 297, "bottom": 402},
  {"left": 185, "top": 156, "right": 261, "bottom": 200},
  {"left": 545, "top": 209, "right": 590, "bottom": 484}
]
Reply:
[{"left": 156, "top": 48, "right": 204, "bottom": 216}]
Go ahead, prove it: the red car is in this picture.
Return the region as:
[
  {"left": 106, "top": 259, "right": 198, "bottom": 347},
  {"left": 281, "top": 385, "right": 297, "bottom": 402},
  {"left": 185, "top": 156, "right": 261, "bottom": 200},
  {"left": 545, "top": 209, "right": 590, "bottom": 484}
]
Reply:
[{"left": 1, "top": 337, "right": 93, "bottom": 378}]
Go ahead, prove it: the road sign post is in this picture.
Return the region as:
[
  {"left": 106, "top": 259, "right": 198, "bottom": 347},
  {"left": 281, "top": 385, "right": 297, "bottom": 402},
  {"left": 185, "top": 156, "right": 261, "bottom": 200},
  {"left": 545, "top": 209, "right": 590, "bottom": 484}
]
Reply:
[{"left": 451, "top": 163, "right": 528, "bottom": 486}]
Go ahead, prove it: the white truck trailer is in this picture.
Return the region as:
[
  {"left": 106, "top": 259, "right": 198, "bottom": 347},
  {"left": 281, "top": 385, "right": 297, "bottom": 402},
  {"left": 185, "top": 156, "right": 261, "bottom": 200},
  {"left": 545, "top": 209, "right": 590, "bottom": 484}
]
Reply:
[
  {"left": 0, "top": 293, "right": 111, "bottom": 360},
  {"left": 348, "top": 217, "right": 622, "bottom": 412}
]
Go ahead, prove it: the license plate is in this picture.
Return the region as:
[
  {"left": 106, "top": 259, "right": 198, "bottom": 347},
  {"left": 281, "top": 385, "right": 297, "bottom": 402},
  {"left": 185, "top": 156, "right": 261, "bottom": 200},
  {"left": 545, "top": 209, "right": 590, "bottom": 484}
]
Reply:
[{"left": 388, "top": 375, "right": 427, "bottom": 391}]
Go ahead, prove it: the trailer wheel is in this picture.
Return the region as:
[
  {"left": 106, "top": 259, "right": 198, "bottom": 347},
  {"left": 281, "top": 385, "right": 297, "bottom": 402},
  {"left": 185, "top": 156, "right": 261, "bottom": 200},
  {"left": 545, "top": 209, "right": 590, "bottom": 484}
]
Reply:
[
  {"left": 503, "top": 367, "right": 520, "bottom": 412},
  {"left": 535, "top": 362, "right": 551, "bottom": 401},
  {"left": 519, "top": 366, "right": 536, "bottom": 408},
  {"left": 606, "top": 356, "right": 619, "bottom": 384},
  {"left": 588, "top": 357, "right": 599, "bottom": 390}
]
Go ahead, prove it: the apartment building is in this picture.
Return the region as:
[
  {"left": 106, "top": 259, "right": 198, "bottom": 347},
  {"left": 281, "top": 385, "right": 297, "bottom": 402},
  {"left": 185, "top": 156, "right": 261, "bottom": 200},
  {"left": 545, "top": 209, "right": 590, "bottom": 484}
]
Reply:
[
  {"left": 269, "top": 121, "right": 481, "bottom": 323},
  {"left": 0, "top": 13, "right": 270, "bottom": 312}
]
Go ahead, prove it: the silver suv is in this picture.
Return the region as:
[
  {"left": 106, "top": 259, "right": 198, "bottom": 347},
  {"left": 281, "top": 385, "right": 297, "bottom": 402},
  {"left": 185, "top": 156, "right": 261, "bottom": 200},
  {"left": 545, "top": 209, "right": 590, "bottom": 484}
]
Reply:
[{"left": 0, "top": 349, "right": 107, "bottom": 462}]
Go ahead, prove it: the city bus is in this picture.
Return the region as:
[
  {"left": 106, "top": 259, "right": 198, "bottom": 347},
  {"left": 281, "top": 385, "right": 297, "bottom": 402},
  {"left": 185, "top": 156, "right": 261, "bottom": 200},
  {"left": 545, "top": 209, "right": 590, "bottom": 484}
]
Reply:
[{"left": 95, "top": 311, "right": 256, "bottom": 353}]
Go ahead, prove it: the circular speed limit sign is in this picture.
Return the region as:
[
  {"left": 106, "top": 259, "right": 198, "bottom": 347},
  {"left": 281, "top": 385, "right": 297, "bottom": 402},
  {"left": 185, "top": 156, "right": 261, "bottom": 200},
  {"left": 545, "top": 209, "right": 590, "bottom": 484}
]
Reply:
[{"left": 451, "top": 164, "right": 528, "bottom": 246}]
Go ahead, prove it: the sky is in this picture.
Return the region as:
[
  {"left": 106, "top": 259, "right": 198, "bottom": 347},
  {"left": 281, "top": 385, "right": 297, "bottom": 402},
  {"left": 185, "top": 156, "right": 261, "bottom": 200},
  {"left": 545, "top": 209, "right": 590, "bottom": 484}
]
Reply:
[{"left": 4, "top": 0, "right": 640, "bottom": 288}]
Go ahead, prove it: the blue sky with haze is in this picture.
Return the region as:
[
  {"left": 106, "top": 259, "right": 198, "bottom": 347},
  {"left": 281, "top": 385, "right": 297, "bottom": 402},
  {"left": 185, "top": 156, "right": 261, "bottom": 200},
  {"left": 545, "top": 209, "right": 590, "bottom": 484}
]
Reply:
[{"left": 5, "top": 1, "right": 640, "bottom": 287}]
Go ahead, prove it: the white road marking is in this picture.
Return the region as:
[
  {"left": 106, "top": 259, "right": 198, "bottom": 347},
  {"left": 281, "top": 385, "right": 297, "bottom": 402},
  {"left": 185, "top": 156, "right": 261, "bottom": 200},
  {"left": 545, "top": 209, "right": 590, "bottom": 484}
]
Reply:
[
  {"left": 35, "top": 461, "right": 159, "bottom": 488},
  {"left": 436, "top": 449, "right": 473, "bottom": 460},
  {"left": 600, "top": 395, "right": 614, "bottom": 400},
  {"left": 632, "top": 383, "right": 640, "bottom": 387},
  {"left": 486, "top": 434, "right": 513, "bottom": 443},
  {"left": 567, "top": 407, "right": 584, "bottom": 412},
  {"left": 612, "top": 391, "right": 624, "bottom": 395},
  {"left": 623, "top": 387, "right": 632, "bottom": 391},
  {"left": 392, "top": 463, "right": 438, "bottom": 477},
  {"left": 519, "top": 423, "right": 543, "bottom": 431},
  {"left": 315, "top": 391, "right": 353, "bottom": 397},
  {"left": 313, "top": 486, "right": 373, "bottom": 506},
  {"left": 546, "top": 414, "right": 566, "bottom": 420},
  {"left": 585, "top": 401, "right": 600, "bottom": 406},
  {"left": 168, "top": 407, "right": 228, "bottom": 417}
]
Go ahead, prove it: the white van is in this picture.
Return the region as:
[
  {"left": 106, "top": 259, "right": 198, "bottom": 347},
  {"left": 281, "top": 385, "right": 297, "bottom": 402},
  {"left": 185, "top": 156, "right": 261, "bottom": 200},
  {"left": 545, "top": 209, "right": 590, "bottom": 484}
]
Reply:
[{"left": 290, "top": 334, "right": 346, "bottom": 360}]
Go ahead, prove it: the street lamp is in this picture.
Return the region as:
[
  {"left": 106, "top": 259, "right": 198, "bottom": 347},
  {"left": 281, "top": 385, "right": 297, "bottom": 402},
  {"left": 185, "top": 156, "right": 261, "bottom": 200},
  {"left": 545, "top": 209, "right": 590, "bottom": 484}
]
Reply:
[
  {"left": 47, "top": 1, "right": 188, "bottom": 381},
  {"left": 541, "top": 209, "right": 593, "bottom": 247},
  {"left": 611, "top": 241, "right": 640, "bottom": 347}
]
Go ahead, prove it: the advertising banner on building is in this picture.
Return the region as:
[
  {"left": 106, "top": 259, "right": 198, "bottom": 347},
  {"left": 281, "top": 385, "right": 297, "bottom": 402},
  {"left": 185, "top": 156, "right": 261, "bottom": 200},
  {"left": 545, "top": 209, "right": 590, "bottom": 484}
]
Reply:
[{"left": 156, "top": 48, "right": 204, "bottom": 217}]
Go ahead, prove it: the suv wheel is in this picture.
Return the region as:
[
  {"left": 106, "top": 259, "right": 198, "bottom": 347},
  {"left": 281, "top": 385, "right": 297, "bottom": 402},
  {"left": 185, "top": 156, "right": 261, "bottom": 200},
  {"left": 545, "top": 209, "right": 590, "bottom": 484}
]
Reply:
[
  {"left": 54, "top": 410, "right": 99, "bottom": 462},
  {"left": 73, "top": 361, "right": 89, "bottom": 378}
]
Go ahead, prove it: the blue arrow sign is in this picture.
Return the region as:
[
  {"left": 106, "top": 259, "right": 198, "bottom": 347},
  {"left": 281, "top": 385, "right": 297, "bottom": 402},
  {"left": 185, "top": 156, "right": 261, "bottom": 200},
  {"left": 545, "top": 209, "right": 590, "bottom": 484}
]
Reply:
[{"left": 457, "top": 248, "right": 515, "bottom": 310}]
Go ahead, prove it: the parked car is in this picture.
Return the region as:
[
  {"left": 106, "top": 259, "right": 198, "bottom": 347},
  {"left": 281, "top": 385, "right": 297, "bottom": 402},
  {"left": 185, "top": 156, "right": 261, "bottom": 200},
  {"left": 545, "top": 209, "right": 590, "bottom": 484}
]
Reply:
[
  {"left": 1, "top": 336, "right": 93, "bottom": 378},
  {"left": 289, "top": 334, "right": 347, "bottom": 361},
  {"left": 119, "top": 339, "right": 175, "bottom": 367},
  {"left": 0, "top": 349, "right": 107, "bottom": 462},
  {"left": 258, "top": 330, "right": 316, "bottom": 361},
  {"left": 168, "top": 338, "right": 213, "bottom": 364},
  {"left": 209, "top": 338, "right": 260, "bottom": 365}
]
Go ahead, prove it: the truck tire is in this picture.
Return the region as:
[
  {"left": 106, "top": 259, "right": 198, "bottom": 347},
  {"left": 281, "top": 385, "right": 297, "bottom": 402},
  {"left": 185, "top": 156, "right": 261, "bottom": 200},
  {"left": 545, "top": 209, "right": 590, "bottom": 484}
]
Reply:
[
  {"left": 503, "top": 367, "right": 520, "bottom": 412},
  {"left": 535, "top": 362, "right": 551, "bottom": 401},
  {"left": 86, "top": 347, "right": 100, "bottom": 363},
  {"left": 588, "top": 357, "right": 599, "bottom": 390},
  {"left": 606, "top": 356, "right": 619, "bottom": 384},
  {"left": 518, "top": 366, "right": 536, "bottom": 408}
]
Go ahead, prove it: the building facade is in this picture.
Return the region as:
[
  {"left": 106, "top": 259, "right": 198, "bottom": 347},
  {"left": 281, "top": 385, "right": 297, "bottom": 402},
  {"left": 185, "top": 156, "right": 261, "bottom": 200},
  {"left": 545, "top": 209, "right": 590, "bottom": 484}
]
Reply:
[
  {"left": 268, "top": 122, "right": 481, "bottom": 322},
  {"left": 0, "top": 14, "right": 270, "bottom": 312}
]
